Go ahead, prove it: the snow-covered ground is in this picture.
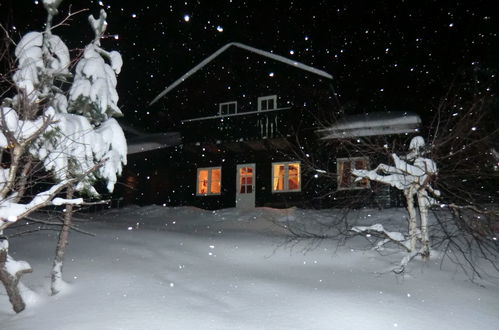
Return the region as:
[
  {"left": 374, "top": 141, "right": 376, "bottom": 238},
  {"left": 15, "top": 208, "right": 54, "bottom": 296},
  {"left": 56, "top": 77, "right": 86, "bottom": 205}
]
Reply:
[{"left": 1, "top": 206, "right": 498, "bottom": 330}]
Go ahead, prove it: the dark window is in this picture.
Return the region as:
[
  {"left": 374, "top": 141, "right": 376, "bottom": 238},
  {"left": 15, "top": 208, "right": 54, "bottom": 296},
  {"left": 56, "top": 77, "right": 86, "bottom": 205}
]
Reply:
[{"left": 337, "top": 157, "right": 370, "bottom": 190}]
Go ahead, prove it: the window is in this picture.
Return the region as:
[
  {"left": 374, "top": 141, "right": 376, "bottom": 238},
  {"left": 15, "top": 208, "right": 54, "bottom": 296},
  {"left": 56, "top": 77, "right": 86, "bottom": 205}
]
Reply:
[
  {"left": 239, "top": 166, "right": 253, "bottom": 194},
  {"left": 219, "top": 101, "right": 237, "bottom": 115},
  {"left": 272, "top": 162, "right": 301, "bottom": 192},
  {"left": 337, "top": 157, "right": 370, "bottom": 190},
  {"left": 197, "top": 167, "right": 221, "bottom": 195},
  {"left": 258, "top": 95, "right": 277, "bottom": 111}
]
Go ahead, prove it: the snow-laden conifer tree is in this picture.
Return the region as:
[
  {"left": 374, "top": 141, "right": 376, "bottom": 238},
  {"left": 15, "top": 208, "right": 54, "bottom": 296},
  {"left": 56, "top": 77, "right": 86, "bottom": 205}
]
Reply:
[
  {"left": 0, "top": 0, "right": 126, "bottom": 311},
  {"left": 50, "top": 7, "right": 126, "bottom": 296}
]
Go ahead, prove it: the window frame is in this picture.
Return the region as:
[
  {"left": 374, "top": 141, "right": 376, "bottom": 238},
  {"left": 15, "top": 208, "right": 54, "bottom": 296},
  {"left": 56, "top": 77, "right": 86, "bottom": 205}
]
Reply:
[
  {"left": 271, "top": 161, "right": 301, "bottom": 193},
  {"left": 238, "top": 165, "right": 255, "bottom": 195},
  {"left": 196, "top": 167, "right": 222, "bottom": 196},
  {"left": 257, "top": 95, "right": 277, "bottom": 111},
  {"left": 219, "top": 101, "right": 237, "bottom": 115},
  {"left": 336, "top": 157, "right": 370, "bottom": 190}
]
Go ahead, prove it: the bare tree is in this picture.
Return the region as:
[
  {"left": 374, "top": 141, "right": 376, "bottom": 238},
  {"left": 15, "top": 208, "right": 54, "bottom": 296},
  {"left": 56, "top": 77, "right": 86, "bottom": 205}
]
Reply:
[
  {"left": 351, "top": 136, "right": 440, "bottom": 271},
  {"left": 285, "top": 80, "right": 498, "bottom": 278}
]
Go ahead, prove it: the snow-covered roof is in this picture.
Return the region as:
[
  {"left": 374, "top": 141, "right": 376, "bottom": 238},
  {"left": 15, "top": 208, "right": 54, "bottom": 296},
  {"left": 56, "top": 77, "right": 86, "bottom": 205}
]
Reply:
[
  {"left": 317, "top": 111, "right": 421, "bottom": 139},
  {"left": 149, "top": 42, "right": 333, "bottom": 106},
  {"left": 127, "top": 132, "right": 181, "bottom": 154}
]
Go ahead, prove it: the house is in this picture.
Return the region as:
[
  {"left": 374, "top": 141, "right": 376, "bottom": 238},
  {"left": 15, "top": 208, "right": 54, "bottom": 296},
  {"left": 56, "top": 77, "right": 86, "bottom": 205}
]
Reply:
[{"left": 117, "top": 42, "right": 420, "bottom": 209}]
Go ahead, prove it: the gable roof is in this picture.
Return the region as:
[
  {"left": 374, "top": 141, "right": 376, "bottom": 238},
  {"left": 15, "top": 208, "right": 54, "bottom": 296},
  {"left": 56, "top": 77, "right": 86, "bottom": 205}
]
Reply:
[{"left": 149, "top": 42, "right": 333, "bottom": 106}]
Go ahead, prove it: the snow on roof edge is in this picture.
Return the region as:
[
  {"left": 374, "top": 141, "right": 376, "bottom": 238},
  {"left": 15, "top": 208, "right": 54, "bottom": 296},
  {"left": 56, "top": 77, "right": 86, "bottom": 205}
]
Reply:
[
  {"left": 149, "top": 42, "right": 333, "bottom": 106},
  {"left": 127, "top": 132, "right": 181, "bottom": 154},
  {"left": 317, "top": 111, "right": 422, "bottom": 139}
]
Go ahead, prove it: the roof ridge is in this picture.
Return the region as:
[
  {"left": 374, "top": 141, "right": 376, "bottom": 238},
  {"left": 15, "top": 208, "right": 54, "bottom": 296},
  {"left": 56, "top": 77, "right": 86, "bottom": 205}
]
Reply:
[{"left": 149, "top": 42, "right": 332, "bottom": 106}]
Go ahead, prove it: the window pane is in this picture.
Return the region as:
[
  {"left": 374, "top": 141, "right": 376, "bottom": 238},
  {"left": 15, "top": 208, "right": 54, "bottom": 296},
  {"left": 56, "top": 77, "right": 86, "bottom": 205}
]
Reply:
[
  {"left": 288, "top": 163, "right": 300, "bottom": 190},
  {"left": 353, "top": 159, "right": 368, "bottom": 188},
  {"left": 260, "top": 101, "right": 265, "bottom": 110},
  {"left": 354, "top": 159, "right": 367, "bottom": 170},
  {"left": 338, "top": 161, "right": 351, "bottom": 188},
  {"left": 211, "top": 168, "right": 221, "bottom": 194},
  {"left": 354, "top": 177, "right": 369, "bottom": 188},
  {"left": 240, "top": 186, "right": 246, "bottom": 194},
  {"left": 288, "top": 163, "right": 299, "bottom": 175},
  {"left": 269, "top": 99, "right": 275, "bottom": 109},
  {"left": 273, "top": 164, "right": 285, "bottom": 191},
  {"left": 288, "top": 176, "right": 299, "bottom": 190},
  {"left": 198, "top": 170, "right": 209, "bottom": 194},
  {"left": 247, "top": 185, "right": 252, "bottom": 193}
]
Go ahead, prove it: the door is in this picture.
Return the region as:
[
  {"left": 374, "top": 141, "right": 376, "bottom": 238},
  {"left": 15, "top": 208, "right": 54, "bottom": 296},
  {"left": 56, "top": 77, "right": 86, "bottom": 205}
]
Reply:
[{"left": 236, "top": 163, "right": 256, "bottom": 208}]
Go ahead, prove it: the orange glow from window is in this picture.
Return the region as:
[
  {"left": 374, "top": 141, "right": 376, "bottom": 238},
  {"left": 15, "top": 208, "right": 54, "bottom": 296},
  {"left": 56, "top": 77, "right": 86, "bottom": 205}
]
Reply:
[
  {"left": 211, "top": 168, "right": 221, "bottom": 194},
  {"left": 198, "top": 169, "right": 209, "bottom": 194},
  {"left": 273, "top": 164, "right": 285, "bottom": 191},
  {"left": 197, "top": 168, "right": 221, "bottom": 195},
  {"left": 239, "top": 167, "right": 254, "bottom": 194},
  {"left": 272, "top": 162, "right": 300, "bottom": 192},
  {"left": 288, "top": 163, "right": 300, "bottom": 190}
]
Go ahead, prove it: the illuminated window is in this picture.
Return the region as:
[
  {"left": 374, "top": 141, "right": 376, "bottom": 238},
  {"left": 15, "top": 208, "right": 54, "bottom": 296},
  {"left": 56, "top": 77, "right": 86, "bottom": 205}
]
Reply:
[
  {"left": 258, "top": 95, "right": 277, "bottom": 111},
  {"left": 219, "top": 101, "right": 237, "bottom": 115},
  {"left": 272, "top": 162, "right": 301, "bottom": 192},
  {"left": 239, "top": 166, "right": 254, "bottom": 194},
  {"left": 197, "top": 167, "right": 221, "bottom": 195},
  {"left": 337, "top": 157, "right": 370, "bottom": 190}
]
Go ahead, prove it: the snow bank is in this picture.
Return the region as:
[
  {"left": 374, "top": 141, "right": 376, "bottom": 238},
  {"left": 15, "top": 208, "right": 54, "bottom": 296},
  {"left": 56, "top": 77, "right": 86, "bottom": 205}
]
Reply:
[{"left": 1, "top": 206, "right": 498, "bottom": 329}]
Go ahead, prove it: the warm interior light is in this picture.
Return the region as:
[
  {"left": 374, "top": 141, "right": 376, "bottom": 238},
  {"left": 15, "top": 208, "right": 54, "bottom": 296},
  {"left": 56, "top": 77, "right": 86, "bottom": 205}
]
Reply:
[
  {"left": 240, "top": 167, "right": 253, "bottom": 194},
  {"left": 273, "top": 164, "right": 285, "bottom": 191},
  {"left": 198, "top": 169, "right": 209, "bottom": 194},
  {"left": 210, "top": 168, "right": 221, "bottom": 194},
  {"left": 288, "top": 163, "right": 300, "bottom": 190}
]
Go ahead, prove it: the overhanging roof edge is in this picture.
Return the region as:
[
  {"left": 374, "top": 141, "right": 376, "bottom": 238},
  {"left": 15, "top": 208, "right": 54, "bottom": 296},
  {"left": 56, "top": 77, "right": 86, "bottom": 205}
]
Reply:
[{"left": 149, "top": 42, "right": 333, "bottom": 106}]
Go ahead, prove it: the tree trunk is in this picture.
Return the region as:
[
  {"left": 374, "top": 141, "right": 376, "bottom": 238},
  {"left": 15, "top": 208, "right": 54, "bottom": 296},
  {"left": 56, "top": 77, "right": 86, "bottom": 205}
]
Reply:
[
  {"left": 418, "top": 191, "right": 431, "bottom": 260},
  {"left": 0, "top": 236, "right": 32, "bottom": 313},
  {"left": 404, "top": 188, "right": 418, "bottom": 252},
  {"left": 50, "top": 186, "right": 74, "bottom": 295},
  {"left": 13, "top": 157, "right": 33, "bottom": 203}
]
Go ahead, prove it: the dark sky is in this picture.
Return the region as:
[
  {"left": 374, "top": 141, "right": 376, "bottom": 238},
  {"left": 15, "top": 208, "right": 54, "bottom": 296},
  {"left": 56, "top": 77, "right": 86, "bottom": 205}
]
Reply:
[{"left": 2, "top": 0, "right": 498, "bottom": 130}]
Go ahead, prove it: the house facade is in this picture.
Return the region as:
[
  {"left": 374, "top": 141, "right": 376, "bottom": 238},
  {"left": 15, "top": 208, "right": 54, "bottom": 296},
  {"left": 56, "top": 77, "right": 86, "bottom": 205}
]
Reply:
[{"left": 118, "top": 43, "right": 420, "bottom": 209}]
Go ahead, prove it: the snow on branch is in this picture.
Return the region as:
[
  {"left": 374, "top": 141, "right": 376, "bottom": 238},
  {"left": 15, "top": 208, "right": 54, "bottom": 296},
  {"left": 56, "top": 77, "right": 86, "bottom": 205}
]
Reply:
[
  {"left": 68, "top": 10, "right": 123, "bottom": 121},
  {"left": 352, "top": 224, "right": 411, "bottom": 251},
  {"left": 0, "top": 179, "right": 76, "bottom": 230},
  {"left": 52, "top": 197, "right": 84, "bottom": 206},
  {"left": 351, "top": 136, "right": 439, "bottom": 266}
]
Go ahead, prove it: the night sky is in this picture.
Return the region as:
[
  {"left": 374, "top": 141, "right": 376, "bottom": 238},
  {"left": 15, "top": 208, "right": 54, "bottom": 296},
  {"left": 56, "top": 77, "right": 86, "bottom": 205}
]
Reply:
[{"left": 2, "top": 0, "right": 498, "bottom": 131}]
